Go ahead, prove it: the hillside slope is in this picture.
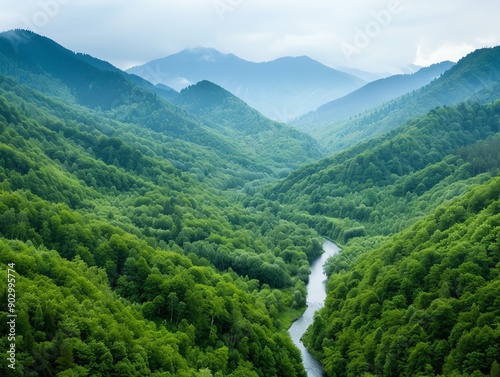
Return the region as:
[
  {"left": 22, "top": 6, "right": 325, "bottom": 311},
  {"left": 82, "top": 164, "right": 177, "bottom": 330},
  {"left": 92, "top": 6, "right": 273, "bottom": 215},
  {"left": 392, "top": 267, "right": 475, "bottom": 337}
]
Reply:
[
  {"left": 0, "top": 71, "right": 323, "bottom": 376},
  {"left": 0, "top": 31, "right": 329, "bottom": 376},
  {"left": 0, "top": 30, "right": 322, "bottom": 185},
  {"left": 294, "top": 61, "right": 455, "bottom": 126},
  {"left": 304, "top": 176, "right": 500, "bottom": 376},
  {"left": 302, "top": 46, "right": 500, "bottom": 153},
  {"left": 173, "top": 80, "right": 321, "bottom": 178},
  {"left": 269, "top": 101, "right": 500, "bottom": 242},
  {"left": 0, "top": 29, "right": 176, "bottom": 106}
]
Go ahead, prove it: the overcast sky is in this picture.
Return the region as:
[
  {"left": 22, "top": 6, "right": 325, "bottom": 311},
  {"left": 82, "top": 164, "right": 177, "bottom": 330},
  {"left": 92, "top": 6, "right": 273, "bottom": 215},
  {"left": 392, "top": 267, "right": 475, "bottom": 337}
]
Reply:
[{"left": 1, "top": 0, "right": 499, "bottom": 74}]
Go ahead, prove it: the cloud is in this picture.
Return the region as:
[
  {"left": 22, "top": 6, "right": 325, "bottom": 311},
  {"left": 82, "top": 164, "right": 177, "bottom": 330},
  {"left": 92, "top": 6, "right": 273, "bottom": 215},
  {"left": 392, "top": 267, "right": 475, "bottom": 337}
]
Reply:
[
  {"left": 1, "top": 0, "right": 499, "bottom": 73},
  {"left": 415, "top": 42, "right": 487, "bottom": 67}
]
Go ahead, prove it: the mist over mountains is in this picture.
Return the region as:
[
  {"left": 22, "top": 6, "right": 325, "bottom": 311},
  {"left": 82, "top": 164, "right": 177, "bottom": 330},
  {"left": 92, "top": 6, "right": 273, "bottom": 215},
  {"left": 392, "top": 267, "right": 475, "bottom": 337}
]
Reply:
[
  {"left": 1, "top": 28, "right": 500, "bottom": 377},
  {"left": 126, "top": 47, "right": 366, "bottom": 121},
  {"left": 294, "top": 46, "right": 500, "bottom": 153},
  {"left": 294, "top": 61, "right": 456, "bottom": 126}
]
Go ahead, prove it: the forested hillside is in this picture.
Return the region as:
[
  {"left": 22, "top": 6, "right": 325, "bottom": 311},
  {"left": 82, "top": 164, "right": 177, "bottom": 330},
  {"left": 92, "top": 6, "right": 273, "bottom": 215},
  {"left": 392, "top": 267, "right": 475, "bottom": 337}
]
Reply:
[
  {"left": 173, "top": 80, "right": 320, "bottom": 180},
  {"left": 270, "top": 101, "right": 500, "bottom": 242},
  {"left": 298, "top": 46, "right": 500, "bottom": 153},
  {"left": 268, "top": 73, "right": 500, "bottom": 377},
  {"left": 0, "top": 41, "right": 324, "bottom": 375},
  {"left": 303, "top": 177, "right": 500, "bottom": 377},
  {"left": 294, "top": 61, "right": 454, "bottom": 126},
  {"left": 0, "top": 75, "right": 322, "bottom": 375},
  {"left": 1, "top": 29, "right": 499, "bottom": 377},
  {"left": 0, "top": 30, "right": 321, "bottom": 185}
]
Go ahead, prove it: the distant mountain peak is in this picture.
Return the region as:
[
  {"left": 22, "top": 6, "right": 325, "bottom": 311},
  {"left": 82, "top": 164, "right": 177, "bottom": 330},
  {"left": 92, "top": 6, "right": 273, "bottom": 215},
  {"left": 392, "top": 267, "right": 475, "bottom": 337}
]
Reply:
[
  {"left": 180, "top": 47, "right": 226, "bottom": 61},
  {"left": 127, "top": 49, "right": 365, "bottom": 121},
  {"left": 1, "top": 29, "right": 67, "bottom": 55},
  {"left": 295, "top": 45, "right": 500, "bottom": 153},
  {"left": 188, "top": 79, "right": 223, "bottom": 89},
  {"left": 180, "top": 79, "right": 232, "bottom": 97},
  {"left": 185, "top": 46, "right": 219, "bottom": 53},
  {"left": 1, "top": 28, "right": 35, "bottom": 40}
]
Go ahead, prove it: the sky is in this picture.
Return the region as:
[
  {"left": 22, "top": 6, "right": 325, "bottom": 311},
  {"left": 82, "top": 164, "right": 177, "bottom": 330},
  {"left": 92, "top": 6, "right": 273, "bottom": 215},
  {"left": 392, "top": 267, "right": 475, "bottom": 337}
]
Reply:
[{"left": 1, "top": 0, "right": 499, "bottom": 74}]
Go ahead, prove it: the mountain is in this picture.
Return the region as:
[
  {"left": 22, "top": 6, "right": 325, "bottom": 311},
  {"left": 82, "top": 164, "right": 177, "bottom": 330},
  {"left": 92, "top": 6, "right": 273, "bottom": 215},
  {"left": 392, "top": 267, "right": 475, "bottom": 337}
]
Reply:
[
  {"left": 304, "top": 176, "right": 500, "bottom": 377},
  {"left": 297, "top": 46, "right": 500, "bottom": 153},
  {"left": 269, "top": 100, "right": 500, "bottom": 241},
  {"left": 334, "top": 67, "right": 390, "bottom": 82},
  {"left": 172, "top": 80, "right": 321, "bottom": 178},
  {"left": 0, "top": 73, "right": 323, "bottom": 375},
  {"left": 294, "top": 61, "right": 455, "bottom": 126},
  {"left": 267, "top": 100, "right": 500, "bottom": 377},
  {"left": 0, "top": 32, "right": 330, "bottom": 375},
  {"left": 1, "top": 29, "right": 499, "bottom": 377},
  {"left": 0, "top": 30, "right": 232, "bottom": 155},
  {"left": 0, "top": 30, "right": 321, "bottom": 186},
  {"left": 0, "top": 29, "right": 177, "bottom": 106},
  {"left": 127, "top": 47, "right": 366, "bottom": 121}
]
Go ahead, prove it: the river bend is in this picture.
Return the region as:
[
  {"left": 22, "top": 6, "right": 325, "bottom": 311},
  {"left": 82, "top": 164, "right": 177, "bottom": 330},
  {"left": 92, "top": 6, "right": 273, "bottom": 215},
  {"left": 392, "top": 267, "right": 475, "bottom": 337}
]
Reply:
[{"left": 288, "top": 240, "right": 341, "bottom": 377}]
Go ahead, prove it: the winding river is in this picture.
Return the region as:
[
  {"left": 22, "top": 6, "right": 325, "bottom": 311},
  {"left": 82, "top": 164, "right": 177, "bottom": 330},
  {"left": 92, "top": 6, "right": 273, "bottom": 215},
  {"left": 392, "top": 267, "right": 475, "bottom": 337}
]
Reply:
[{"left": 288, "top": 240, "right": 341, "bottom": 377}]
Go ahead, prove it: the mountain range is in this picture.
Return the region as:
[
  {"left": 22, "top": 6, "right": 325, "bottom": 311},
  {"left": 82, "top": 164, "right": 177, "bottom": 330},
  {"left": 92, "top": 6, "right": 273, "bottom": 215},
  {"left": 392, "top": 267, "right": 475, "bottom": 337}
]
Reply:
[
  {"left": 126, "top": 47, "right": 366, "bottom": 121},
  {"left": 0, "top": 29, "right": 321, "bottom": 184},
  {"left": 295, "top": 46, "right": 500, "bottom": 153},
  {"left": 0, "top": 29, "right": 326, "bottom": 376},
  {"left": 0, "top": 28, "right": 499, "bottom": 377},
  {"left": 294, "top": 60, "right": 455, "bottom": 125}
]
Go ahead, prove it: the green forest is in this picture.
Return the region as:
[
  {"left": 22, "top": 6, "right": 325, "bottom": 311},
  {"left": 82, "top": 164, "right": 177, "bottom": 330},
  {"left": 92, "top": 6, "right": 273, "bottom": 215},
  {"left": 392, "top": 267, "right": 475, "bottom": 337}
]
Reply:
[
  {"left": 296, "top": 46, "right": 500, "bottom": 153},
  {"left": 0, "top": 29, "right": 499, "bottom": 377},
  {"left": 0, "top": 71, "right": 329, "bottom": 375},
  {"left": 303, "top": 177, "right": 500, "bottom": 377}
]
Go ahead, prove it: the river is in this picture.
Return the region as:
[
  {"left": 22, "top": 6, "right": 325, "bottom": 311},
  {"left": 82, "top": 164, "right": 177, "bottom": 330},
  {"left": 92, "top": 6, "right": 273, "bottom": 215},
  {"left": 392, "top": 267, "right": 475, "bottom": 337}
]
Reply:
[{"left": 288, "top": 240, "right": 341, "bottom": 377}]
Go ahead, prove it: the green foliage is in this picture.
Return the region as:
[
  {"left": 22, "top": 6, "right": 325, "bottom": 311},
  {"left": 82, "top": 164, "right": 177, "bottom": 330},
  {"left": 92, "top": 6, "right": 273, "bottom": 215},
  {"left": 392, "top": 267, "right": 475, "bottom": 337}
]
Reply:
[
  {"left": 1, "top": 30, "right": 500, "bottom": 377},
  {"left": 0, "top": 238, "right": 307, "bottom": 376},
  {"left": 0, "top": 69, "right": 318, "bottom": 375},
  {"left": 269, "top": 65, "right": 500, "bottom": 377},
  {"left": 173, "top": 80, "right": 322, "bottom": 177},
  {"left": 0, "top": 29, "right": 322, "bottom": 189},
  {"left": 302, "top": 45, "right": 500, "bottom": 153},
  {"left": 303, "top": 177, "right": 500, "bottom": 377},
  {"left": 270, "top": 101, "right": 500, "bottom": 241}
]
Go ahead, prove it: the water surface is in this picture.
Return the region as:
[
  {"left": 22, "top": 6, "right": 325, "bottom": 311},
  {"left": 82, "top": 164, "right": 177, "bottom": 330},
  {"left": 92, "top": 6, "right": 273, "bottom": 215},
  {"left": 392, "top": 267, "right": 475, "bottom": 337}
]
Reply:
[{"left": 288, "top": 240, "right": 341, "bottom": 377}]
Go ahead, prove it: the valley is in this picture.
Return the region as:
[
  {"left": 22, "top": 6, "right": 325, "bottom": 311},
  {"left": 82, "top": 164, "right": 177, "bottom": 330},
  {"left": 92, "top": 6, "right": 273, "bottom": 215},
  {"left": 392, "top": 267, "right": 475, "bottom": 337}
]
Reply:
[
  {"left": 0, "top": 29, "right": 499, "bottom": 377},
  {"left": 289, "top": 240, "right": 341, "bottom": 377}
]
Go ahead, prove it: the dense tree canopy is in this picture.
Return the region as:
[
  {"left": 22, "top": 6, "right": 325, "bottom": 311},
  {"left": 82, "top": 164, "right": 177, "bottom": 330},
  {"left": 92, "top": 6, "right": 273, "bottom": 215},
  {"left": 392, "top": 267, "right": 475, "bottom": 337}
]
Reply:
[
  {"left": 1, "top": 30, "right": 499, "bottom": 377},
  {"left": 0, "top": 71, "right": 322, "bottom": 376},
  {"left": 295, "top": 45, "right": 500, "bottom": 153},
  {"left": 304, "top": 177, "right": 500, "bottom": 377}
]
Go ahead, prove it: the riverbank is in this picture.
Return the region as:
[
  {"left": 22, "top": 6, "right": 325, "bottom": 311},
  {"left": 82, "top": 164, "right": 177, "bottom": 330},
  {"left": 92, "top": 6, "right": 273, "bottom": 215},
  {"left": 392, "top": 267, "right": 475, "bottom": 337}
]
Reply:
[{"left": 288, "top": 240, "right": 341, "bottom": 377}]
